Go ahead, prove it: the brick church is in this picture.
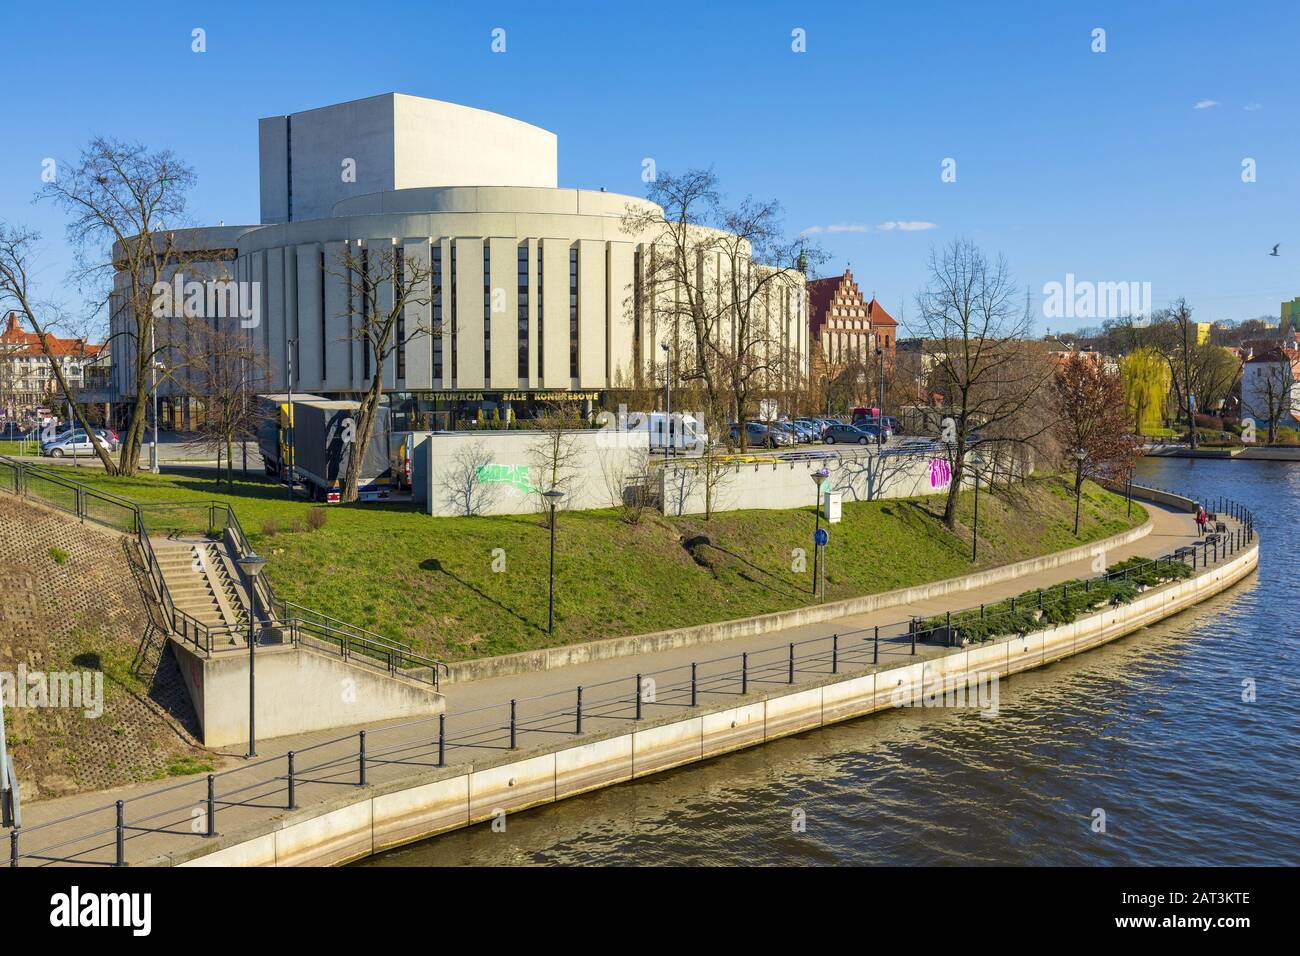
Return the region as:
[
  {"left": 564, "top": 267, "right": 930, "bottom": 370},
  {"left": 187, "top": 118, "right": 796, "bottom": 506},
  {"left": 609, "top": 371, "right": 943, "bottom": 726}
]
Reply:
[{"left": 805, "top": 269, "right": 897, "bottom": 388}]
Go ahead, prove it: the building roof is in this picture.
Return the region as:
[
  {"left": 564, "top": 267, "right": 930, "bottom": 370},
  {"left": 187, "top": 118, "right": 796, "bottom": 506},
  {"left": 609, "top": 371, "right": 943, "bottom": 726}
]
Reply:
[
  {"left": 807, "top": 270, "right": 897, "bottom": 335},
  {"left": 1, "top": 312, "right": 102, "bottom": 358},
  {"left": 866, "top": 297, "right": 896, "bottom": 327}
]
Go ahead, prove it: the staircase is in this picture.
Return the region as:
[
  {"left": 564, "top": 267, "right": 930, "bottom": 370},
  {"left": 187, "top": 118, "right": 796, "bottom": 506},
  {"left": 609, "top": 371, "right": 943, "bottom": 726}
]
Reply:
[{"left": 150, "top": 539, "right": 246, "bottom": 648}]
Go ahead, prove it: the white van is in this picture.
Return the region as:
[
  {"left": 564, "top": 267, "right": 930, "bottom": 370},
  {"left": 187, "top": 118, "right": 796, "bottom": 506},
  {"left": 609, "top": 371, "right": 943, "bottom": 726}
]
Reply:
[{"left": 626, "top": 411, "right": 709, "bottom": 452}]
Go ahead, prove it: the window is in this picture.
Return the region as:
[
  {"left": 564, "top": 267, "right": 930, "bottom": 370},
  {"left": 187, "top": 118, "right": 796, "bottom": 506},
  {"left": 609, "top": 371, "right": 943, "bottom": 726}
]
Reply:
[
  {"left": 319, "top": 250, "right": 327, "bottom": 380},
  {"left": 483, "top": 244, "right": 492, "bottom": 381},
  {"left": 360, "top": 248, "right": 370, "bottom": 381},
  {"left": 432, "top": 245, "right": 442, "bottom": 381},
  {"left": 396, "top": 247, "right": 405, "bottom": 380},
  {"left": 518, "top": 244, "right": 529, "bottom": 378},
  {"left": 537, "top": 244, "right": 544, "bottom": 373},
  {"left": 450, "top": 244, "right": 458, "bottom": 384},
  {"left": 569, "top": 246, "right": 578, "bottom": 378}
]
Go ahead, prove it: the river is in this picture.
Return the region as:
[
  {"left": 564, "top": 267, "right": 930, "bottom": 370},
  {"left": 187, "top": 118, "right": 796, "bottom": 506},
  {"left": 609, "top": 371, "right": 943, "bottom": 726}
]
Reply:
[{"left": 362, "top": 458, "right": 1299, "bottom": 866}]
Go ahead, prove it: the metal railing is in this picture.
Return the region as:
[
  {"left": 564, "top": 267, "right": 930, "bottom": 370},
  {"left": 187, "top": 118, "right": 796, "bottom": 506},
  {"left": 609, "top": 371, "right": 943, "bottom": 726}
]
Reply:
[
  {"left": 1, "top": 482, "right": 1255, "bottom": 867},
  {"left": 0, "top": 456, "right": 444, "bottom": 682}
]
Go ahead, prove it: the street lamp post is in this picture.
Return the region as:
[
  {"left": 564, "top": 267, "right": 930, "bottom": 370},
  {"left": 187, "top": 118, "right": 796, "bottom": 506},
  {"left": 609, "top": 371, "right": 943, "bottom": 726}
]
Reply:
[
  {"left": 237, "top": 552, "right": 268, "bottom": 758},
  {"left": 875, "top": 346, "right": 885, "bottom": 446},
  {"left": 543, "top": 489, "right": 566, "bottom": 634},
  {"left": 810, "top": 467, "right": 829, "bottom": 597},
  {"left": 971, "top": 462, "right": 981, "bottom": 562},
  {"left": 1074, "top": 448, "right": 1087, "bottom": 536},
  {"left": 660, "top": 342, "right": 671, "bottom": 464}
]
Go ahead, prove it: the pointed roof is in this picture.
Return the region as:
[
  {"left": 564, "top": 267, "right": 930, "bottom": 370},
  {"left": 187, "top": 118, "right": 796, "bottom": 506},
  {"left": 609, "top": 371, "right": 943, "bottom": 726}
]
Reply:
[{"left": 866, "top": 297, "right": 897, "bottom": 327}]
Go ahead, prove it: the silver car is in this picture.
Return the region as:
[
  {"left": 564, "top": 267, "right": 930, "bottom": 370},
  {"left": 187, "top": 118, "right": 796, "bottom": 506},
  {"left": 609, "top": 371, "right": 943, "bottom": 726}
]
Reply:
[{"left": 41, "top": 428, "right": 117, "bottom": 457}]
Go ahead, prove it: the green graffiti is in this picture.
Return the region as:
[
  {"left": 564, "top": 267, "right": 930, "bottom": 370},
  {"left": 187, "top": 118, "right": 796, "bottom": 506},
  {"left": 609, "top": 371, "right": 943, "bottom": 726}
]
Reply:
[{"left": 477, "top": 463, "right": 533, "bottom": 493}]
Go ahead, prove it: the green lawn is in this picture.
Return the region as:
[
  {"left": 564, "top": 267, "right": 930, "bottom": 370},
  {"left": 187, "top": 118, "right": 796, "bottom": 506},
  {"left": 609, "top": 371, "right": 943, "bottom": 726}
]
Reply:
[{"left": 50, "top": 466, "right": 1147, "bottom": 662}]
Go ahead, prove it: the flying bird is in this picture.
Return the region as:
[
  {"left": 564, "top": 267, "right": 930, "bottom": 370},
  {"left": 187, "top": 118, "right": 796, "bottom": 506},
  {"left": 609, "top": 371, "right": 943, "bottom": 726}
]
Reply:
[{"left": 1270, "top": 244, "right": 1280, "bottom": 256}]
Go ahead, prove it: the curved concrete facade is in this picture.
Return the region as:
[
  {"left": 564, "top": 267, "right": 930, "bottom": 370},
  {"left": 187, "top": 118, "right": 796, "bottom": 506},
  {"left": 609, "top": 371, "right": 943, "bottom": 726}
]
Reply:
[{"left": 111, "top": 95, "right": 808, "bottom": 427}]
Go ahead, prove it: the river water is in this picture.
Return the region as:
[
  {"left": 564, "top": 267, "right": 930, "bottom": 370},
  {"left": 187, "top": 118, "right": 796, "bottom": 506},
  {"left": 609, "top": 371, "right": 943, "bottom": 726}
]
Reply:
[{"left": 364, "top": 458, "right": 1299, "bottom": 866}]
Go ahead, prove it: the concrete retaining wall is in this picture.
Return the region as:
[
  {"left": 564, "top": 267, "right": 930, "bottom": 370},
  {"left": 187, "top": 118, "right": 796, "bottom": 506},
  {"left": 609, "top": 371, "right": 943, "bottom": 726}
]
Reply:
[
  {"left": 170, "top": 537, "right": 1257, "bottom": 867},
  {"left": 169, "top": 641, "right": 443, "bottom": 748},
  {"left": 660, "top": 447, "right": 969, "bottom": 517},
  {"left": 442, "top": 512, "right": 1155, "bottom": 684},
  {"left": 422, "top": 428, "right": 651, "bottom": 517}
]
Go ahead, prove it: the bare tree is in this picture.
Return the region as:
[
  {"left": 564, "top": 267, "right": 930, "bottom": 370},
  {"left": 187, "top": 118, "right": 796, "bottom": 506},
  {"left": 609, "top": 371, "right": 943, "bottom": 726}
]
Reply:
[
  {"left": 623, "top": 169, "right": 822, "bottom": 451},
  {"left": 334, "top": 242, "right": 435, "bottom": 502},
  {"left": 529, "top": 410, "right": 584, "bottom": 525},
  {"left": 597, "top": 443, "right": 654, "bottom": 524},
  {"left": 36, "top": 138, "right": 198, "bottom": 475},
  {"left": 0, "top": 226, "right": 117, "bottom": 470},
  {"left": 173, "top": 316, "right": 268, "bottom": 487},
  {"left": 442, "top": 441, "right": 502, "bottom": 516},
  {"left": 912, "top": 238, "right": 1054, "bottom": 528}
]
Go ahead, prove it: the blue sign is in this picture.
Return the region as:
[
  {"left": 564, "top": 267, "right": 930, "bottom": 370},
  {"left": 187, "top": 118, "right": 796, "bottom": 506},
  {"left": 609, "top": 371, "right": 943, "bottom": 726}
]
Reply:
[{"left": 814, "top": 528, "right": 829, "bottom": 546}]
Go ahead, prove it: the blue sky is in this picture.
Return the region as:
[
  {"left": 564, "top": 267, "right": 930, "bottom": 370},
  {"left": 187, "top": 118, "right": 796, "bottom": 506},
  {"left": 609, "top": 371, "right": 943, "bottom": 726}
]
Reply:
[{"left": 2, "top": 0, "right": 1297, "bottom": 334}]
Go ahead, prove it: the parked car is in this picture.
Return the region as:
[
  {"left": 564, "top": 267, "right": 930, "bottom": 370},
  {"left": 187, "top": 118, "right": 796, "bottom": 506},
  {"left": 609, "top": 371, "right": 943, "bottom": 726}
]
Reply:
[
  {"left": 850, "top": 413, "right": 895, "bottom": 439},
  {"left": 773, "top": 421, "right": 811, "bottom": 443},
  {"left": 793, "top": 419, "right": 824, "bottom": 442},
  {"left": 41, "top": 428, "right": 118, "bottom": 457},
  {"left": 822, "top": 422, "right": 887, "bottom": 446},
  {"left": 729, "top": 421, "right": 794, "bottom": 448}
]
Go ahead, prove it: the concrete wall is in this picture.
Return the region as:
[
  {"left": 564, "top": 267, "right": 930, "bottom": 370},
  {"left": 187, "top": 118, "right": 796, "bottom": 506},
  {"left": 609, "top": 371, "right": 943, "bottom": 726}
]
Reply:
[
  {"left": 259, "top": 94, "right": 557, "bottom": 224},
  {"left": 171, "top": 539, "right": 1258, "bottom": 867},
  {"left": 169, "top": 640, "right": 442, "bottom": 748},
  {"left": 661, "top": 446, "right": 977, "bottom": 516},
  {"left": 422, "top": 427, "right": 651, "bottom": 517}
]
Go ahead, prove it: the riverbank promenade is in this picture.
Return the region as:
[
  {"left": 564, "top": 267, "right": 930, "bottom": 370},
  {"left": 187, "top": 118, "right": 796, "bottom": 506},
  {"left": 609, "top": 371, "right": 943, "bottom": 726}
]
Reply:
[{"left": 7, "top": 495, "right": 1246, "bottom": 867}]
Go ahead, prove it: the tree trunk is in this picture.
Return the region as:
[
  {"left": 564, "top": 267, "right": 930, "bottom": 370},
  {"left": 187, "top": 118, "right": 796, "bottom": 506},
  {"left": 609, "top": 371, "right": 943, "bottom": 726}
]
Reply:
[
  {"left": 343, "top": 366, "right": 384, "bottom": 503},
  {"left": 942, "top": 447, "right": 965, "bottom": 530}
]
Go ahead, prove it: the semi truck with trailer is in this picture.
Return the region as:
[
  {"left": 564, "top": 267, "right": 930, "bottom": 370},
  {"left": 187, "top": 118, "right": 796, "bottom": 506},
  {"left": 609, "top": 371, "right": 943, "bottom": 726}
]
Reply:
[{"left": 290, "top": 399, "right": 396, "bottom": 503}]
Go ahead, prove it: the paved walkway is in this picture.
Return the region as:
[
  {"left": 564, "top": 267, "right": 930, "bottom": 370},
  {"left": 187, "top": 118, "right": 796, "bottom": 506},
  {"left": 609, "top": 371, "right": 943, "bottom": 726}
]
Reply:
[{"left": 7, "top": 498, "right": 1239, "bottom": 866}]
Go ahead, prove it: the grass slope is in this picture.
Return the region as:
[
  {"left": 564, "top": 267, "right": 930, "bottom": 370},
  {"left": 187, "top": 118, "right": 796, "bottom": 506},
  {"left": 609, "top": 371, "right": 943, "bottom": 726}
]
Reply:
[{"left": 53, "top": 467, "right": 1146, "bottom": 662}]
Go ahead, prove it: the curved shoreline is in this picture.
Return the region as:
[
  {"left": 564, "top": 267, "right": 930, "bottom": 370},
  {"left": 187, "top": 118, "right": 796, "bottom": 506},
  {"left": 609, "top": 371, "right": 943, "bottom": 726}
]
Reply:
[{"left": 166, "top": 490, "right": 1256, "bottom": 868}]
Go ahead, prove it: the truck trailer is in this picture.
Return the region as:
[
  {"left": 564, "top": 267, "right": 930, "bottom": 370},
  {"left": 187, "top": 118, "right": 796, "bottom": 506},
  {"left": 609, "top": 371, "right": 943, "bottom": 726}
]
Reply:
[
  {"left": 290, "top": 399, "right": 395, "bottom": 503},
  {"left": 256, "top": 392, "right": 326, "bottom": 480}
]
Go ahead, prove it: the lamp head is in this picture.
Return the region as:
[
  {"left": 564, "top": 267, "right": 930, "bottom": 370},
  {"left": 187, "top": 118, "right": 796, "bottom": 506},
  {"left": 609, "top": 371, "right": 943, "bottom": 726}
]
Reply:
[{"left": 237, "top": 553, "right": 268, "bottom": 578}]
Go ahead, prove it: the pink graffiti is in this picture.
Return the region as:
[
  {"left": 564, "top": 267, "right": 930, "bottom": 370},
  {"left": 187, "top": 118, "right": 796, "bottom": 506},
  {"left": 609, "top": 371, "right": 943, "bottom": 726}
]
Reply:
[{"left": 929, "top": 458, "right": 951, "bottom": 488}]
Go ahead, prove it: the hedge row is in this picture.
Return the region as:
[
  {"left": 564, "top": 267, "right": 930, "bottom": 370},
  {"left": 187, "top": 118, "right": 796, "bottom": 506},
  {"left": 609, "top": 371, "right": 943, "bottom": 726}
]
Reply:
[{"left": 918, "top": 556, "right": 1195, "bottom": 643}]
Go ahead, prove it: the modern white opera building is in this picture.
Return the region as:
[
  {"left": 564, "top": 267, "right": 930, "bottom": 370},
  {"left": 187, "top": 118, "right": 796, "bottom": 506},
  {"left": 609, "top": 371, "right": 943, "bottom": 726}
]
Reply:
[{"left": 110, "top": 93, "right": 809, "bottom": 428}]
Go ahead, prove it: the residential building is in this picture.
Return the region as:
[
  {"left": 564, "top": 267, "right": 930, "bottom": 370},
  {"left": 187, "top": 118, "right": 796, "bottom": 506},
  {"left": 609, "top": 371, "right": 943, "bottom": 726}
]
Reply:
[{"left": 0, "top": 312, "right": 103, "bottom": 420}]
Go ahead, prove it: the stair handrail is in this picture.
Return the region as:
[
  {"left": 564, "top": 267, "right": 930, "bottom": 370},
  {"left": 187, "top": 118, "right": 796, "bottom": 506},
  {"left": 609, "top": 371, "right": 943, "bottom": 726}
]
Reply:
[{"left": 0, "top": 456, "right": 445, "bottom": 678}]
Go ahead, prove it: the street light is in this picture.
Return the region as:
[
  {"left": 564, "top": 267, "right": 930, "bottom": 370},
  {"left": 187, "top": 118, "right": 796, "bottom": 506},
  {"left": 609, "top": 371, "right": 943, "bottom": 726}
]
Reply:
[
  {"left": 875, "top": 346, "right": 885, "bottom": 446},
  {"left": 970, "top": 459, "right": 983, "bottom": 562},
  {"left": 237, "top": 552, "right": 268, "bottom": 758},
  {"left": 1073, "top": 448, "right": 1087, "bottom": 536},
  {"left": 542, "top": 489, "right": 565, "bottom": 634},
  {"left": 811, "top": 467, "right": 829, "bottom": 597},
  {"left": 150, "top": 358, "right": 166, "bottom": 474},
  {"left": 660, "top": 342, "right": 671, "bottom": 464}
]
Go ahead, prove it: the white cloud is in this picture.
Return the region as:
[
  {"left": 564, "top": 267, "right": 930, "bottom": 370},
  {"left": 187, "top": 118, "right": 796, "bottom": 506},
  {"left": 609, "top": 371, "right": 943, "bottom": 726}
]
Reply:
[
  {"left": 877, "top": 221, "right": 938, "bottom": 232},
  {"left": 1193, "top": 99, "right": 1219, "bottom": 109},
  {"left": 1244, "top": 102, "right": 1263, "bottom": 111},
  {"left": 799, "top": 223, "right": 869, "bottom": 236}
]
